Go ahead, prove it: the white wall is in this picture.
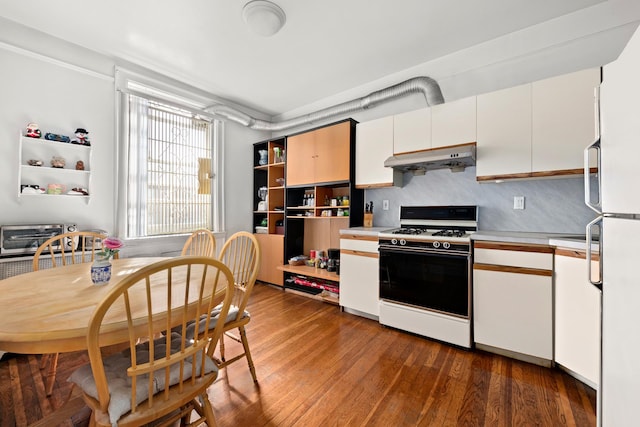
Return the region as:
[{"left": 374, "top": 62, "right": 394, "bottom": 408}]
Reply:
[
  {"left": 0, "top": 47, "right": 116, "bottom": 231},
  {"left": 0, "top": 27, "right": 265, "bottom": 256}
]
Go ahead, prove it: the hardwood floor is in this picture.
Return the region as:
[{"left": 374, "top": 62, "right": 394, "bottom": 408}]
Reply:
[{"left": 0, "top": 283, "right": 596, "bottom": 426}]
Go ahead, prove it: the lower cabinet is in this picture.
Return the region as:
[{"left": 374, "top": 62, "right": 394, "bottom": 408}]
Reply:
[
  {"left": 473, "top": 242, "right": 554, "bottom": 365},
  {"left": 554, "top": 248, "right": 601, "bottom": 387},
  {"left": 255, "top": 233, "right": 284, "bottom": 286},
  {"left": 339, "top": 234, "right": 379, "bottom": 318}
]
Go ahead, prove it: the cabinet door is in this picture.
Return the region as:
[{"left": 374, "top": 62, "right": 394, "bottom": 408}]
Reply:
[
  {"left": 431, "top": 96, "right": 476, "bottom": 148},
  {"left": 356, "top": 116, "right": 400, "bottom": 188},
  {"left": 532, "top": 68, "right": 600, "bottom": 172},
  {"left": 339, "top": 238, "right": 379, "bottom": 316},
  {"left": 554, "top": 251, "right": 600, "bottom": 386},
  {"left": 313, "top": 121, "right": 351, "bottom": 184},
  {"left": 473, "top": 268, "right": 553, "bottom": 359},
  {"left": 393, "top": 108, "right": 431, "bottom": 154},
  {"left": 286, "top": 131, "right": 316, "bottom": 186},
  {"left": 255, "top": 233, "right": 284, "bottom": 286},
  {"left": 476, "top": 84, "right": 532, "bottom": 179}
]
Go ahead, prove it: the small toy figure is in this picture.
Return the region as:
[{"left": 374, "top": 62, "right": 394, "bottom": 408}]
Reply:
[
  {"left": 44, "top": 133, "right": 71, "bottom": 143},
  {"left": 75, "top": 160, "right": 85, "bottom": 170},
  {"left": 71, "top": 128, "right": 90, "bottom": 146},
  {"left": 25, "top": 123, "right": 41, "bottom": 138},
  {"left": 50, "top": 156, "right": 66, "bottom": 168},
  {"left": 27, "top": 159, "right": 43, "bottom": 167}
]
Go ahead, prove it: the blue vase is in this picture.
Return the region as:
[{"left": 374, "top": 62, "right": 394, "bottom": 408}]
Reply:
[{"left": 91, "top": 257, "right": 112, "bottom": 285}]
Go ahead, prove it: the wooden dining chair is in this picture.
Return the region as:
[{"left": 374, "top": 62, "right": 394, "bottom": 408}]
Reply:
[
  {"left": 182, "top": 228, "right": 217, "bottom": 257},
  {"left": 33, "top": 230, "right": 111, "bottom": 396},
  {"left": 68, "top": 256, "right": 234, "bottom": 427},
  {"left": 215, "top": 231, "right": 261, "bottom": 382}
]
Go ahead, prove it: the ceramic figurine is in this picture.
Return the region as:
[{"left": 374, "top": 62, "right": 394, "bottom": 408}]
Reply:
[
  {"left": 25, "top": 123, "right": 41, "bottom": 138},
  {"left": 44, "top": 133, "right": 71, "bottom": 143},
  {"left": 71, "top": 128, "right": 90, "bottom": 146},
  {"left": 75, "top": 160, "right": 85, "bottom": 170},
  {"left": 50, "top": 156, "right": 66, "bottom": 168}
]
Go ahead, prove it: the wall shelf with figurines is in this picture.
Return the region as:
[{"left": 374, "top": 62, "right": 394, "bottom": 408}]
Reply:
[{"left": 18, "top": 123, "right": 92, "bottom": 200}]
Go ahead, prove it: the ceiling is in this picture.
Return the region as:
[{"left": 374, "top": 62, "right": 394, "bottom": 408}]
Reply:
[{"left": 1, "top": 0, "right": 639, "bottom": 118}]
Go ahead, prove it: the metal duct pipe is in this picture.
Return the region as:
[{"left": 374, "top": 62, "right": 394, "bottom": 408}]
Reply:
[{"left": 206, "top": 76, "right": 444, "bottom": 132}]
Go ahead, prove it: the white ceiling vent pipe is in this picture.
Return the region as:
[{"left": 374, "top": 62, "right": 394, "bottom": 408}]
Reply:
[{"left": 205, "top": 76, "right": 444, "bottom": 132}]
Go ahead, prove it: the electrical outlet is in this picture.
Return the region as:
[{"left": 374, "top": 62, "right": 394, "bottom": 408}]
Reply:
[
  {"left": 383, "top": 200, "right": 389, "bottom": 211},
  {"left": 513, "top": 196, "right": 525, "bottom": 210}
]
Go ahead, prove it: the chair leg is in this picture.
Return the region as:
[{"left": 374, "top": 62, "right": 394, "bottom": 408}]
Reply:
[
  {"left": 40, "top": 353, "right": 51, "bottom": 370},
  {"left": 44, "top": 352, "right": 60, "bottom": 396},
  {"left": 219, "top": 332, "right": 226, "bottom": 362},
  {"left": 239, "top": 326, "right": 257, "bottom": 383},
  {"left": 200, "top": 394, "right": 218, "bottom": 427}
]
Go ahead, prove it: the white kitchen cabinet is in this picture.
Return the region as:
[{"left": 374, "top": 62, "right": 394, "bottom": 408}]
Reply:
[
  {"left": 339, "top": 234, "right": 379, "bottom": 318},
  {"left": 476, "top": 84, "right": 532, "bottom": 179},
  {"left": 18, "top": 134, "right": 91, "bottom": 200},
  {"left": 431, "top": 96, "right": 476, "bottom": 148},
  {"left": 473, "top": 242, "right": 554, "bottom": 365},
  {"left": 554, "top": 248, "right": 601, "bottom": 387},
  {"left": 393, "top": 107, "right": 431, "bottom": 154},
  {"left": 476, "top": 68, "right": 599, "bottom": 181},
  {"left": 532, "top": 68, "right": 600, "bottom": 173},
  {"left": 355, "top": 116, "right": 402, "bottom": 188}
]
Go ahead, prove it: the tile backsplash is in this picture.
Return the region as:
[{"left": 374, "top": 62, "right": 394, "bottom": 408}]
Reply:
[{"left": 365, "top": 167, "right": 594, "bottom": 233}]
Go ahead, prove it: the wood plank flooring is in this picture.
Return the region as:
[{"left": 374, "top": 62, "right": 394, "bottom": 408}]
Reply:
[{"left": 0, "top": 283, "right": 596, "bottom": 426}]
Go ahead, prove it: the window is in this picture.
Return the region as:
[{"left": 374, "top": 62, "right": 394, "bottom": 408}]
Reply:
[{"left": 117, "top": 77, "right": 222, "bottom": 239}]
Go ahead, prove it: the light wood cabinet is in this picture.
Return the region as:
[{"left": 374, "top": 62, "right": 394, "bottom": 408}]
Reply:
[
  {"left": 554, "top": 248, "right": 600, "bottom": 387},
  {"left": 431, "top": 96, "right": 477, "bottom": 148},
  {"left": 355, "top": 116, "right": 401, "bottom": 188},
  {"left": 476, "top": 68, "right": 599, "bottom": 181},
  {"left": 476, "top": 84, "right": 532, "bottom": 178},
  {"left": 255, "top": 233, "right": 284, "bottom": 286},
  {"left": 473, "top": 241, "right": 554, "bottom": 365},
  {"left": 339, "top": 235, "right": 379, "bottom": 318},
  {"left": 393, "top": 107, "right": 431, "bottom": 154},
  {"left": 286, "top": 121, "right": 351, "bottom": 186}
]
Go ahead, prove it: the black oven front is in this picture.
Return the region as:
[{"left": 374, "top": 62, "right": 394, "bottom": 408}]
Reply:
[{"left": 379, "top": 244, "right": 471, "bottom": 318}]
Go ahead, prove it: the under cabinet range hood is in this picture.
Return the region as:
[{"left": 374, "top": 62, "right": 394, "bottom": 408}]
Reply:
[{"left": 383, "top": 143, "right": 476, "bottom": 174}]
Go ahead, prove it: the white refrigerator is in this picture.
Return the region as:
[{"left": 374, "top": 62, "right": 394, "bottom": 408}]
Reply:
[{"left": 585, "top": 25, "right": 640, "bottom": 427}]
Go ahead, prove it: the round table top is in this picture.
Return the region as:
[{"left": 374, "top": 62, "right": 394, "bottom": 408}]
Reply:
[{"left": 0, "top": 257, "right": 169, "bottom": 354}]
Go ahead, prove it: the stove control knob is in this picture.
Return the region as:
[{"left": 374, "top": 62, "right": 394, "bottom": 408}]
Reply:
[
  {"left": 443, "top": 242, "right": 451, "bottom": 249},
  {"left": 399, "top": 239, "right": 407, "bottom": 246},
  {"left": 391, "top": 238, "right": 398, "bottom": 245},
  {"left": 432, "top": 241, "right": 441, "bottom": 248}
]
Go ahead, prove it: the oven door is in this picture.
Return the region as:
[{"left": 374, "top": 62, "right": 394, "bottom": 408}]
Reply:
[
  {"left": 379, "top": 245, "right": 470, "bottom": 318},
  {"left": 1, "top": 224, "right": 66, "bottom": 256}
]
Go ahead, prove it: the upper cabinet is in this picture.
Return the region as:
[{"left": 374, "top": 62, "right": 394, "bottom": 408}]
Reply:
[
  {"left": 477, "top": 68, "right": 599, "bottom": 181},
  {"left": 393, "top": 107, "right": 431, "bottom": 154},
  {"left": 531, "top": 68, "right": 600, "bottom": 173},
  {"left": 431, "top": 96, "right": 477, "bottom": 148},
  {"left": 287, "top": 120, "right": 352, "bottom": 186},
  {"left": 476, "top": 83, "right": 532, "bottom": 178},
  {"left": 355, "top": 116, "right": 402, "bottom": 188}
]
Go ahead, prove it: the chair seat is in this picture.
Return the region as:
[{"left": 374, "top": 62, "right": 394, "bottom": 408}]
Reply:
[
  {"left": 69, "top": 333, "right": 217, "bottom": 426},
  {"left": 185, "top": 304, "right": 250, "bottom": 340}
]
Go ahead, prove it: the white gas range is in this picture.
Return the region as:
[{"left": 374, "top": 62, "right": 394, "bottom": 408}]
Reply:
[{"left": 378, "top": 206, "right": 478, "bottom": 348}]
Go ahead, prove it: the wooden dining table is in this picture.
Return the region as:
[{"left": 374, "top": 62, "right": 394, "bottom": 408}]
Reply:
[{"left": 0, "top": 257, "right": 172, "bottom": 355}]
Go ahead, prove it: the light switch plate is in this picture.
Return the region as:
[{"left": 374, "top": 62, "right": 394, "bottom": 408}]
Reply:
[
  {"left": 513, "top": 196, "right": 525, "bottom": 210},
  {"left": 383, "top": 200, "right": 389, "bottom": 211}
]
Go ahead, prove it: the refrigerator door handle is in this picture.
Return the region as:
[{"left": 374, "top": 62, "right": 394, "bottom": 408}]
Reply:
[
  {"left": 584, "top": 138, "right": 602, "bottom": 214},
  {"left": 586, "top": 216, "right": 603, "bottom": 289}
]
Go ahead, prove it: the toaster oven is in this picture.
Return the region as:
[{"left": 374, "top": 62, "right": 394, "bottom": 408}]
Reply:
[{"left": 0, "top": 224, "right": 77, "bottom": 257}]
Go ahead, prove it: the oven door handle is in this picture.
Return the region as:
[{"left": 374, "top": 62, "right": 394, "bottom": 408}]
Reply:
[{"left": 379, "top": 245, "right": 469, "bottom": 258}]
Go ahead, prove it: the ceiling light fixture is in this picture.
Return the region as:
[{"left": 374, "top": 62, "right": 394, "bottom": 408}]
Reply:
[{"left": 242, "top": 0, "right": 286, "bottom": 37}]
